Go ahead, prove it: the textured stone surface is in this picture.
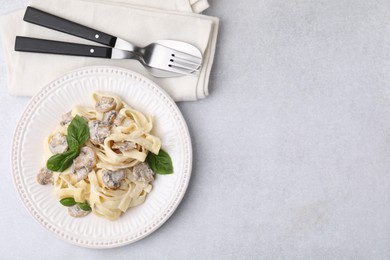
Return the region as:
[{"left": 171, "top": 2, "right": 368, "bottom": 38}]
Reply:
[{"left": 1, "top": 0, "right": 390, "bottom": 258}]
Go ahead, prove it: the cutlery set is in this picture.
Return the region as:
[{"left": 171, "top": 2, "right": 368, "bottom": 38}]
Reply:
[{"left": 15, "top": 7, "right": 202, "bottom": 77}]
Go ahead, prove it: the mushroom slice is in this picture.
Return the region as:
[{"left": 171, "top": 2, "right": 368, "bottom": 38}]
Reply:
[
  {"left": 89, "top": 120, "right": 110, "bottom": 145},
  {"left": 132, "top": 162, "right": 154, "bottom": 183},
  {"left": 49, "top": 132, "right": 68, "bottom": 154},
  {"left": 113, "top": 114, "right": 125, "bottom": 126},
  {"left": 72, "top": 147, "right": 97, "bottom": 181},
  {"left": 95, "top": 96, "right": 116, "bottom": 113},
  {"left": 60, "top": 111, "right": 73, "bottom": 126},
  {"left": 37, "top": 168, "right": 54, "bottom": 185},
  {"left": 73, "top": 167, "right": 90, "bottom": 182},
  {"left": 112, "top": 141, "right": 137, "bottom": 153},
  {"left": 102, "top": 110, "right": 117, "bottom": 126},
  {"left": 68, "top": 204, "right": 90, "bottom": 218},
  {"left": 102, "top": 169, "right": 126, "bottom": 190}
]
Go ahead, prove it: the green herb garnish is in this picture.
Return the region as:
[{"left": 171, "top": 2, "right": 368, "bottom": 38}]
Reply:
[
  {"left": 60, "top": 198, "right": 91, "bottom": 211},
  {"left": 66, "top": 115, "right": 90, "bottom": 149},
  {"left": 146, "top": 149, "right": 174, "bottom": 174},
  {"left": 78, "top": 202, "right": 92, "bottom": 211},
  {"left": 46, "top": 115, "right": 89, "bottom": 172},
  {"left": 47, "top": 149, "right": 79, "bottom": 172},
  {"left": 60, "top": 197, "right": 77, "bottom": 207}
]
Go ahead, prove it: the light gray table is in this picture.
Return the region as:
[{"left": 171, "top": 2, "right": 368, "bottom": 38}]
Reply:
[{"left": 2, "top": 0, "right": 390, "bottom": 259}]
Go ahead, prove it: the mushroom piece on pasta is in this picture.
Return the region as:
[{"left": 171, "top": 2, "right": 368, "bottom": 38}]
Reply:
[
  {"left": 72, "top": 147, "right": 97, "bottom": 181},
  {"left": 102, "top": 110, "right": 117, "bottom": 126},
  {"left": 132, "top": 162, "right": 154, "bottom": 183},
  {"left": 102, "top": 169, "right": 126, "bottom": 190},
  {"left": 113, "top": 113, "right": 125, "bottom": 126},
  {"left": 112, "top": 141, "right": 137, "bottom": 153},
  {"left": 37, "top": 168, "right": 54, "bottom": 185},
  {"left": 68, "top": 204, "right": 91, "bottom": 218},
  {"left": 60, "top": 111, "right": 73, "bottom": 126},
  {"left": 89, "top": 120, "right": 110, "bottom": 145},
  {"left": 49, "top": 132, "right": 68, "bottom": 154},
  {"left": 95, "top": 96, "right": 116, "bottom": 113}
]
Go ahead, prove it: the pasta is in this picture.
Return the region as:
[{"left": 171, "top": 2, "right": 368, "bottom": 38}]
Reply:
[{"left": 38, "top": 92, "right": 165, "bottom": 220}]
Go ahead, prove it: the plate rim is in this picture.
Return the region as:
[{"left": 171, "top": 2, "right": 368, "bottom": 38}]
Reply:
[{"left": 10, "top": 65, "right": 192, "bottom": 249}]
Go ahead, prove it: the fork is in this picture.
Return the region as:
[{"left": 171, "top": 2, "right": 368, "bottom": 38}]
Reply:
[{"left": 16, "top": 7, "right": 203, "bottom": 77}]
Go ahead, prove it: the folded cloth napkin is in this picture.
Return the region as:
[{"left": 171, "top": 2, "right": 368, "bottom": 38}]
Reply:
[
  {"left": 81, "top": 0, "right": 209, "bottom": 13},
  {"left": 0, "top": 0, "right": 219, "bottom": 101}
]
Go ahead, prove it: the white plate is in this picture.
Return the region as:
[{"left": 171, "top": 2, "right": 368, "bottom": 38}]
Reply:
[{"left": 11, "top": 66, "right": 192, "bottom": 248}]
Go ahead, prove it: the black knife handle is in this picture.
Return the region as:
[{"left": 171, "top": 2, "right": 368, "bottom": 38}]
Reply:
[
  {"left": 15, "top": 36, "right": 112, "bottom": 58},
  {"left": 24, "top": 6, "right": 117, "bottom": 47}
]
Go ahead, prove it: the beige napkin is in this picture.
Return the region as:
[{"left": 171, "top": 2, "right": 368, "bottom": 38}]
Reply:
[
  {"left": 81, "top": 0, "right": 209, "bottom": 13},
  {"left": 0, "top": 0, "right": 218, "bottom": 101}
]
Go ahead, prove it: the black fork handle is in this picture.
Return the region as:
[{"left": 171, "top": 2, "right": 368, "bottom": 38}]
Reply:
[
  {"left": 24, "top": 6, "right": 117, "bottom": 47},
  {"left": 15, "top": 36, "right": 112, "bottom": 58}
]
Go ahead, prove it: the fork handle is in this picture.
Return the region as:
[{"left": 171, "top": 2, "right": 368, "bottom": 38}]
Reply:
[
  {"left": 15, "top": 36, "right": 112, "bottom": 58},
  {"left": 24, "top": 7, "right": 117, "bottom": 47}
]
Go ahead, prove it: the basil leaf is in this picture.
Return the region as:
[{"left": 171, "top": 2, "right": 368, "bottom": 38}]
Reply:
[
  {"left": 47, "top": 148, "right": 79, "bottom": 172},
  {"left": 67, "top": 135, "right": 79, "bottom": 151},
  {"left": 67, "top": 115, "right": 90, "bottom": 148},
  {"left": 78, "top": 202, "right": 91, "bottom": 211},
  {"left": 46, "top": 116, "right": 89, "bottom": 172},
  {"left": 60, "top": 197, "right": 77, "bottom": 207},
  {"left": 146, "top": 149, "right": 174, "bottom": 175}
]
